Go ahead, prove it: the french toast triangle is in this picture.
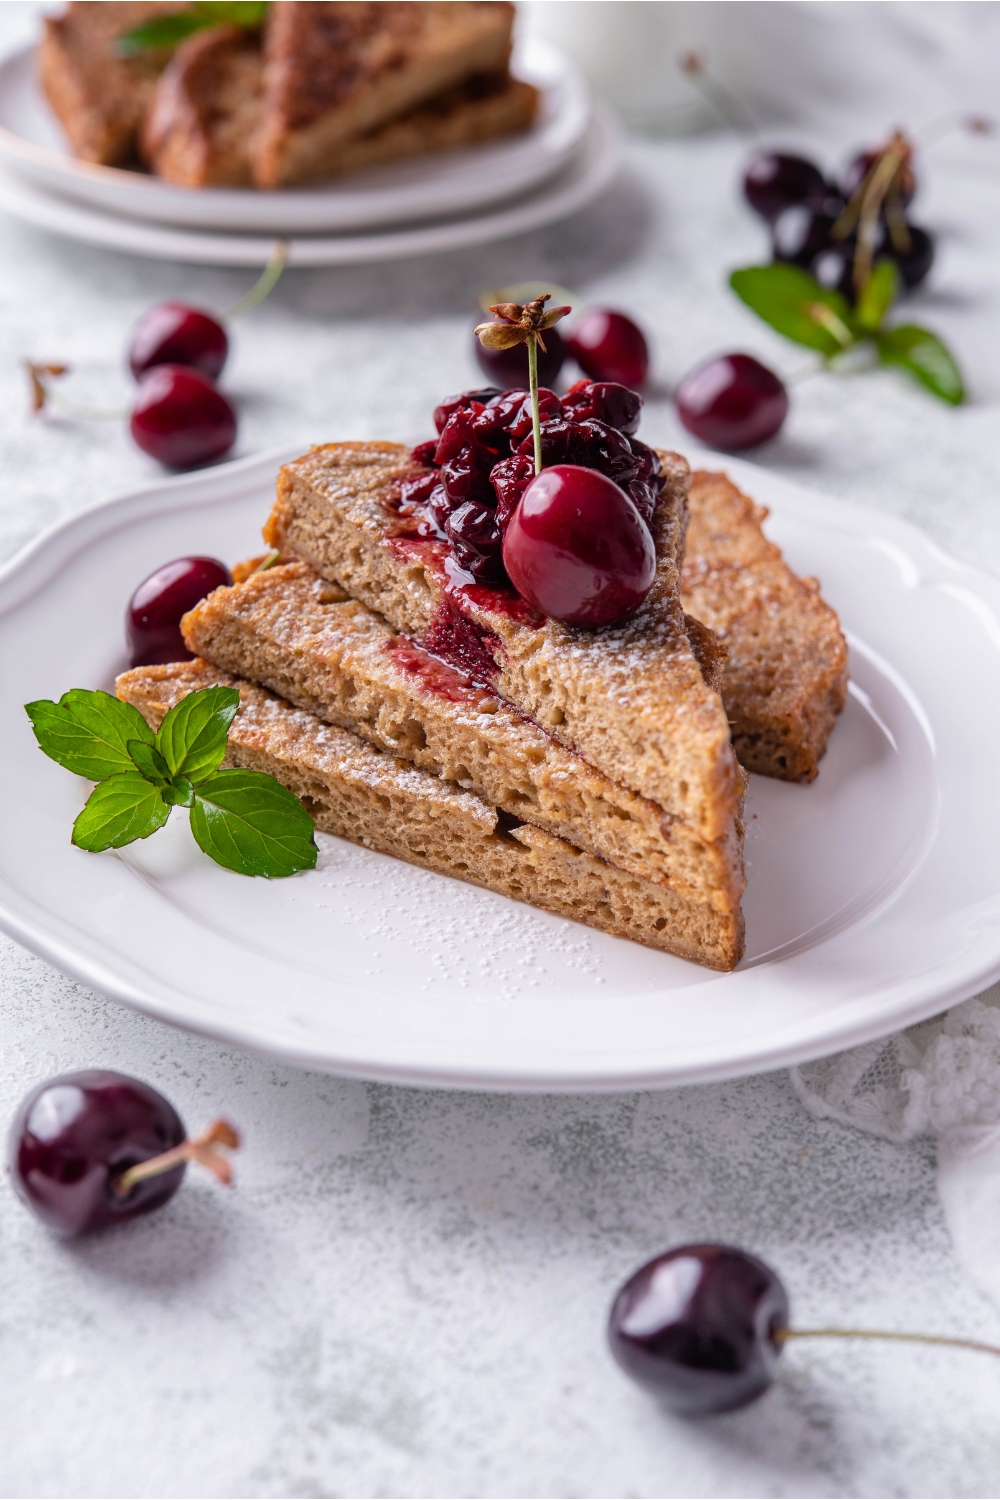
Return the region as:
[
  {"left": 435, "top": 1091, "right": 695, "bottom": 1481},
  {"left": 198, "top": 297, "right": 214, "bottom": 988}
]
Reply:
[
  {"left": 263, "top": 442, "right": 744, "bottom": 851},
  {"left": 116, "top": 660, "right": 746, "bottom": 972}
]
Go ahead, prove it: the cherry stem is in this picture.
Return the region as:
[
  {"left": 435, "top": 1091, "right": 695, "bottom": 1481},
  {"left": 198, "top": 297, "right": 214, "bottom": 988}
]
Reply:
[
  {"left": 917, "top": 110, "right": 995, "bottom": 148},
  {"left": 254, "top": 549, "right": 281, "bottom": 573},
  {"left": 26, "top": 361, "right": 125, "bottom": 421},
  {"left": 528, "top": 332, "right": 542, "bottom": 475},
  {"left": 112, "top": 1118, "right": 240, "bottom": 1195},
  {"left": 806, "top": 302, "right": 856, "bottom": 349},
  {"left": 678, "top": 50, "right": 757, "bottom": 136},
  {"left": 777, "top": 1326, "right": 1000, "bottom": 1360},
  {"left": 223, "top": 238, "right": 288, "bottom": 321}
]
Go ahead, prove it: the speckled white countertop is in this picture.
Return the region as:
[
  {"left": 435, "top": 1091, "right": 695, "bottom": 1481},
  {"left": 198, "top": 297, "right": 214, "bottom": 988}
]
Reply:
[{"left": 3, "top": 3, "right": 1000, "bottom": 1495}]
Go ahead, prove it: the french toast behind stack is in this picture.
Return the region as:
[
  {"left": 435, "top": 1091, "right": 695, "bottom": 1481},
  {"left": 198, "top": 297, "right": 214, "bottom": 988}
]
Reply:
[
  {"left": 39, "top": 1, "right": 186, "bottom": 165},
  {"left": 681, "top": 470, "right": 848, "bottom": 782},
  {"left": 116, "top": 660, "right": 745, "bottom": 970}
]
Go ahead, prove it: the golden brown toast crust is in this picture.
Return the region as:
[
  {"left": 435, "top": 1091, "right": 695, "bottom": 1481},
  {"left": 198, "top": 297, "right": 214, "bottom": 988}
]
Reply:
[
  {"left": 681, "top": 470, "right": 848, "bottom": 782},
  {"left": 116, "top": 660, "right": 745, "bottom": 970},
  {"left": 39, "top": 2, "right": 186, "bottom": 165},
  {"left": 180, "top": 559, "right": 745, "bottom": 910},
  {"left": 263, "top": 442, "right": 743, "bottom": 849},
  {"left": 255, "top": 1, "right": 516, "bottom": 186},
  {"left": 140, "top": 24, "right": 264, "bottom": 187}
]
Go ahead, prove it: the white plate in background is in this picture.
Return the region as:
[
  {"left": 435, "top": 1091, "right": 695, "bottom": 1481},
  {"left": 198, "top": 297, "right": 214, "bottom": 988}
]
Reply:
[
  {"left": 0, "top": 39, "right": 590, "bottom": 232},
  {"left": 1, "top": 448, "right": 998, "bottom": 1090}
]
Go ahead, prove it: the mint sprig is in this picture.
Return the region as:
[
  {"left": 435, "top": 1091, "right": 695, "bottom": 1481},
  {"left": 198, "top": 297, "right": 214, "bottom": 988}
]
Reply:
[
  {"left": 116, "top": 2, "right": 268, "bottom": 57},
  {"left": 25, "top": 686, "right": 317, "bottom": 878},
  {"left": 729, "top": 260, "right": 964, "bottom": 406}
]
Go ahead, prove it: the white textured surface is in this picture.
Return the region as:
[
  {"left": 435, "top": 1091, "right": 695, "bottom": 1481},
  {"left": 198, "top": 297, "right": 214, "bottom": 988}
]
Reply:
[{"left": 3, "top": 2, "right": 1000, "bottom": 1494}]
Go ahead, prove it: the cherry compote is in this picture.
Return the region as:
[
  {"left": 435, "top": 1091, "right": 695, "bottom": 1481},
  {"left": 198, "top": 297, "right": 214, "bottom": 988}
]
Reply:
[
  {"left": 131, "top": 365, "right": 237, "bottom": 468},
  {"left": 676, "top": 353, "right": 789, "bottom": 450},
  {"left": 128, "top": 302, "right": 229, "bottom": 381},
  {"left": 473, "top": 322, "right": 565, "bottom": 389},
  {"left": 743, "top": 149, "right": 827, "bottom": 223},
  {"left": 502, "top": 464, "right": 656, "bottom": 628},
  {"left": 127, "top": 555, "right": 232, "bottom": 667},
  {"left": 608, "top": 1243, "right": 789, "bottom": 1416},
  {"left": 565, "top": 309, "right": 649, "bottom": 388},
  {"left": 9, "top": 1070, "right": 188, "bottom": 1237}
]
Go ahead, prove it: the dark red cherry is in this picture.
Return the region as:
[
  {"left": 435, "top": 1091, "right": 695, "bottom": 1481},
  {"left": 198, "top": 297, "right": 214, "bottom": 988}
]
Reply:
[
  {"left": 130, "top": 365, "right": 237, "bottom": 468},
  {"left": 608, "top": 1244, "right": 789, "bottom": 1415},
  {"left": 842, "top": 149, "right": 916, "bottom": 208},
  {"left": 473, "top": 325, "right": 565, "bottom": 389},
  {"left": 128, "top": 302, "right": 228, "bottom": 382},
  {"left": 502, "top": 464, "right": 656, "bottom": 628},
  {"left": 9, "top": 1070, "right": 187, "bottom": 1237},
  {"left": 892, "top": 224, "right": 935, "bottom": 288},
  {"left": 676, "top": 353, "right": 789, "bottom": 451},
  {"left": 743, "top": 150, "right": 827, "bottom": 223},
  {"left": 565, "top": 309, "right": 649, "bottom": 388},
  {"left": 127, "top": 554, "right": 232, "bottom": 667}
]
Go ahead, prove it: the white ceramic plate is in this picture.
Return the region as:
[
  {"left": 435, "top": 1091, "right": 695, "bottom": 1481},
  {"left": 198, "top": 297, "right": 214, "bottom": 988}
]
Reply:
[
  {"left": 0, "top": 39, "right": 589, "bottom": 232},
  {"left": 2, "top": 448, "right": 1000, "bottom": 1091},
  {"left": 0, "top": 106, "right": 618, "bottom": 267}
]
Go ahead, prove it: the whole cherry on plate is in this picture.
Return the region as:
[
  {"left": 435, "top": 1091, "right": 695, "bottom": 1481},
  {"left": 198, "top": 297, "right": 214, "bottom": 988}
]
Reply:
[
  {"left": 502, "top": 463, "right": 656, "bottom": 628},
  {"left": 131, "top": 365, "right": 237, "bottom": 468},
  {"left": 127, "top": 554, "right": 233, "bottom": 667},
  {"left": 8, "top": 1070, "right": 239, "bottom": 1238},
  {"left": 128, "top": 302, "right": 229, "bottom": 382},
  {"left": 676, "top": 353, "right": 789, "bottom": 451},
  {"left": 473, "top": 322, "right": 566, "bottom": 389},
  {"left": 565, "top": 309, "right": 649, "bottom": 388}
]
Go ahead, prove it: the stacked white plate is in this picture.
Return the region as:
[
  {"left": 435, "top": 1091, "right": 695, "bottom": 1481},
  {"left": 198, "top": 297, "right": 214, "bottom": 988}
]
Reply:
[{"left": 0, "top": 38, "right": 618, "bottom": 266}]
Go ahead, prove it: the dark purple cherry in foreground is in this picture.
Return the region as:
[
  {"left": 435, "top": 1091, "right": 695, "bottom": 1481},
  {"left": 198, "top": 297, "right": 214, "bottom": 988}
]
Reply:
[
  {"left": 127, "top": 555, "right": 232, "bottom": 667},
  {"left": 608, "top": 1244, "right": 790, "bottom": 1416},
  {"left": 473, "top": 322, "right": 565, "bottom": 389},
  {"left": 130, "top": 365, "right": 237, "bottom": 468},
  {"left": 743, "top": 149, "right": 828, "bottom": 223},
  {"left": 9, "top": 1071, "right": 188, "bottom": 1237},
  {"left": 128, "top": 302, "right": 229, "bottom": 382},
  {"left": 676, "top": 353, "right": 789, "bottom": 451},
  {"left": 502, "top": 464, "right": 656, "bottom": 628},
  {"left": 565, "top": 308, "right": 649, "bottom": 388}
]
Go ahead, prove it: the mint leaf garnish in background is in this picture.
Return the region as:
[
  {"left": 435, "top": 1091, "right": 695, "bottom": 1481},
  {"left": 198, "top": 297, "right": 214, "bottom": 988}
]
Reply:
[
  {"left": 25, "top": 689, "right": 154, "bottom": 780},
  {"left": 25, "top": 686, "right": 316, "bottom": 878},
  {"left": 190, "top": 770, "right": 318, "bottom": 877},
  {"left": 729, "top": 260, "right": 965, "bottom": 405},
  {"left": 73, "top": 774, "right": 170, "bottom": 852},
  {"left": 874, "top": 325, "right": 965, "bottom": 406},
  {"left": 116, "top": 2, "right": 268, "bottom": 57}
]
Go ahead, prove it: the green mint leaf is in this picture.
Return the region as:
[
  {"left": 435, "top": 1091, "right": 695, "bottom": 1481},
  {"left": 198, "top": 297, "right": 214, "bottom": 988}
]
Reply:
[
  {"left": 127, "top": 739, "right": 172, "bottom": 787},
  {"left": 72, "top": 774, "right": 170, "bottom": 852},
  {"left": 730, "top": 264, "right": 857, "bottom": 355},
  {"left": 155, "top": 685, "right": 240, "bottom": 783},
  {"left": 854, "top": 258, "right": 900, "bottom": 333},
  {"left": 163, "top": 777, "right": 195, "bottom": 808},
  {"left": 875, "top": 325, "right": 965, "bottom": 405},
  {"left": 189, "top": 769, "right": 317, "bottom": 878},
  {"left": 115, "top": 13, "right": 212, "bottom": 55},
  {"left": 25, "top": 690, "right": 154, "bottom": 782},
  {"left": 195, "top": 1, "right": 268, "bottom": 23}
]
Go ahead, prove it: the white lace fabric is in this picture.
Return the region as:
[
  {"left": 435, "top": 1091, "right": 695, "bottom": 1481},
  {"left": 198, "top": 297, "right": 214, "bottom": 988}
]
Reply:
[{"left": 792, "top": 984, "right": 1000, "bottom": 1303}]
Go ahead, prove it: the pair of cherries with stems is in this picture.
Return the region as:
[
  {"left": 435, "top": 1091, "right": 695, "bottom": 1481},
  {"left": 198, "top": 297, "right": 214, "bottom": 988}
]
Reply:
[
  {"left": 28, "top": 240, "right": 287, "bottom": 469},
  {"left": 473, "top": 294, "right": 657, "bottom": 629}
]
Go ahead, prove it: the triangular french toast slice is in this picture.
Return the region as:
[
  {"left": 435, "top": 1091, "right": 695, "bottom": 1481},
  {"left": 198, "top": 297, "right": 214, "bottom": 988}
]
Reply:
[
  {"left": 116, "top": 660, "right": 745, "bottom": 970},
  {"left": 263, "top": 443, "right": 743, "bottom": 852},
  {"left": 681, "top": 470, "right": 848, "bottom": 782},
  {"left": 179, "top": 559, "right": 745, "bottom": 911},
  {"left": 254, "top": 1, "right": 517, "bottom": 187}
]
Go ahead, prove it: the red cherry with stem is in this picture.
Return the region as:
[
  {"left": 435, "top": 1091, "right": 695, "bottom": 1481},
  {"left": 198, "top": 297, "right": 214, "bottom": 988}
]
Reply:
[
  {"left": 9, "top": 1070, "right": 239, "bottom": 1237},
  {"left": 608, "top": 1244, "right": 789, "bottom": 1415},
  {"left": 130, "top": 365, "right": 237, "bottom": 468},
  {"left": 743, "top": 150, "right": 827, "bottom": 223},
  {"left": 473, "top": 323, "right": 565, "bottom": 390},
  {"left": 502, "top": 464, "right": 656, "bottom": 628},
  {"left": 676, "top": 354, "right": 789, "bottom": 451},
  {"left": 565, "top": 309, "right": 649, "bottom": 388},
  {"left": 842, "top": 148, "right": 916, "bottom": 208},
  {"left": 127, "top": 555, "right": 232, "bottom": 667},
  {"left": 128, "top": 302, "right": 229, "bottom": 382}
]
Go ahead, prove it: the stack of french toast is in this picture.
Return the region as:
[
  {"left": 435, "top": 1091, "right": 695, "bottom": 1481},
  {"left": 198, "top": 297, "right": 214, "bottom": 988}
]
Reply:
[
  {"left": 116, "top": 383, "right": 847, "bottom": 972},
  {"left": 40, "top": 1, "right": 537, "bottom": 187}
]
